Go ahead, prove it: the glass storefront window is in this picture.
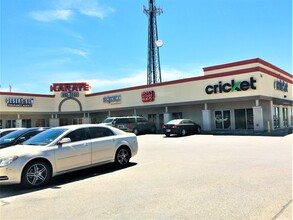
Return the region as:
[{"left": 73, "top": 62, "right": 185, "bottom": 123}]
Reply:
[
  {"left": 234, "top": 108, "right": 254, "bottom": 129},
  {"left": 35, "top": 119, "right": 46, "bottom": 127},
  {"left": 73, "top": 118, "right": 83, "bottom": 125},
  {"left": 148, "top": 114, "right": 157, "bottom": 123},
  {"left": 273, "top": 107, "right": 280, "bottom": 129},
  {"left": 215, "top": 111, "right": 222, "bottom": 129},
  {"left": 247, "top": 109, "right": 254, "bottom": 129},
  {"left": 283, "top": 108, "right": 288, "bottom": 128},
  {"left": 172, "top": 112, "right": 182, "bottom": 119},
  {"left": 291, "top": 108, "right": 293, "bottom": 126},
  {"left": 5, "top": 120, "right": 16, "bottom": 128},
  {"left": 22, "top": 119, "right": 32, "bottom": 128},
  {"left": 214, "top": 110, "right": 231, "bottom": 129}
]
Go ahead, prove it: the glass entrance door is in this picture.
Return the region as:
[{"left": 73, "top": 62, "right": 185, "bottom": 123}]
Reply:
[{"left": 214, "top": 110, "right": 231, "bottom": 129}]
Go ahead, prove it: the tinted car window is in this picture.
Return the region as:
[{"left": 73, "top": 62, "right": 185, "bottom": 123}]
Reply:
[
  {"left": 0, "top": 129, "right": 27, "bottom": 144},
  {"left": 21, "top": 131, "right": 42, "bottom": 142},
  {"left": 89, "top": 127, "right": 114, "bottom": 138},
  {"left": 115, "top": 118, "right": 129, "bottom": 124},
  {"left": 128, "top": 118, "right": 136, "bottom": 123},
  {"left": 137, "top": 118, "right": 148, "bottom": 123},
  {"left": 64, "top": 128, "right": 89, "bottom": 142},
  {"left": 24, "top": 128, "right": 67, "bottom": 146}
]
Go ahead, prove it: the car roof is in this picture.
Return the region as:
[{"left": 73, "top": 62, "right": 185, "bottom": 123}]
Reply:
[
  {"left": 0, "top": 127, "right": 49, "bottom": 140},
  {"left": 0, "top": 127, "right": 25, "bottom": 133},
  {"left": 52, "top": 124, "right": 110, "bottom": 130}
]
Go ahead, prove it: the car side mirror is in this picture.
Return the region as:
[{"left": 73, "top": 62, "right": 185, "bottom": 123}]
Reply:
[{"left": 58, "top": 138, "right": 71, "bottom": 145}]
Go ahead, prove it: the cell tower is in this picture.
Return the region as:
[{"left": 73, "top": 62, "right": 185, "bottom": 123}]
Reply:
[{"left": 143, "top": 0, "right": 163, "bottom": 84}]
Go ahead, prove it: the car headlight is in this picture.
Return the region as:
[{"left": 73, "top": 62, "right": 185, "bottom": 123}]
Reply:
[{"left": 0, "top": 156, "right": 18, "bottom": 167}]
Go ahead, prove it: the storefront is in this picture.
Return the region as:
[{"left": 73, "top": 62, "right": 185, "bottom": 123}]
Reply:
[{"left": 1, "top": 58, "right": 292, "bottom": 133}]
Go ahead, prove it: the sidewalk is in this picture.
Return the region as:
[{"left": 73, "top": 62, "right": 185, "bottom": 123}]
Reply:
[{"left": 204, "top": 127, "right": 293, "bottom": 137}]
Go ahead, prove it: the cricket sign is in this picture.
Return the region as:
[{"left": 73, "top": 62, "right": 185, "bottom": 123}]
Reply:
[{"left": 205, "top": 77, "right": 257, "bottom": 94}]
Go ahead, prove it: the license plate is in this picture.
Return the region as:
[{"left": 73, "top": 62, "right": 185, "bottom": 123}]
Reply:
[
  {"left": 118, "top": 125, "right": 124, "bottom": 129},
  {"left": 166, "top": 129, "right": 171, "bottom": 132}
]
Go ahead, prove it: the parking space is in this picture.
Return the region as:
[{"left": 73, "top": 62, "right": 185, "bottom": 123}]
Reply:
[{"left": 0, "top": 134, "right": 292, "bottom": 219}]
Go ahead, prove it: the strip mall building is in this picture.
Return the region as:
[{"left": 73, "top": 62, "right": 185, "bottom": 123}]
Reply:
[{"left": 0, "top": 58, "right": 292, "bottom": 133}]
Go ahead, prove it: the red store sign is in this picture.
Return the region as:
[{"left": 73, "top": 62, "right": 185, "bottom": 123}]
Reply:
[
  {"left": 141, "top": 90, "right": 155, "bottom": 102},
  {"left": 50, "top": 82, "right": 90, "bottom": 92}
]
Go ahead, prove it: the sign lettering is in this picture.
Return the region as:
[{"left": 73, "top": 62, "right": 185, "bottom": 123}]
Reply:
[
  {"left": 6, "top": 97, "right": 34, "bottom": 107},
  {"left": 205, "top": 77, "right": 257, "bottom": 94}
]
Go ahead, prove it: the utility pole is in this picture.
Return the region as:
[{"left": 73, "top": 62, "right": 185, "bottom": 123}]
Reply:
[{"left": 143, "top": 0, "right": 163, "bottom": 84}]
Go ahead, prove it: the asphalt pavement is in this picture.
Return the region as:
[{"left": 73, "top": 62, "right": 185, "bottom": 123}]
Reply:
[{"left": 0, "top": 134, "right": 292, "bottom": 219}]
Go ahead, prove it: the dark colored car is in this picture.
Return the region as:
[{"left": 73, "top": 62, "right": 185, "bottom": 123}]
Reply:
[
  {"left": 162, "top": 119, "right": 201, "bottom": 137},
  {"left": 0, "top": 127, "right": 49, "bottom": 149},
  {"left": 106, "top": 116, "right": 157, "bottom": 135},
  {"left": 0, "top": 128, "right": 24, "bottom": 137}
]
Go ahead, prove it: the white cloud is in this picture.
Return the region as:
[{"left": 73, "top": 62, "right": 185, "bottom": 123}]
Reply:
[
  {"left": 29, "top": 10, "right": 72, "bottom": 22},
  {"left": 29, "top": 0, "right": 114, "bottom": 22},
  {"left": 56, "top": 0, "right": 115, "bottom": 19},
  {"left": 80, "top": 66, "right": 204, "bottom": 93},
  {"left": 62, "top": 48, "right": 89, "bottom": 58},
  {"left": 2, "top": 66, "right": 205, "bottom": 95}
]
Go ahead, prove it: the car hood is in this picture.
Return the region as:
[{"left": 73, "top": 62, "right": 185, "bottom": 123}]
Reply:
[{"left": 0, "top": 144, "right": 47, "bottom": 158}]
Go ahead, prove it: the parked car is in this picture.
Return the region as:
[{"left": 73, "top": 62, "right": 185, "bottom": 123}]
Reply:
[
  {"left": 109, "top": 116, "right": 156, "bottom": 135},
  {"left": 99, "top": 117, "right": 118, "bottom": 126},
  {"left": 0, "top": 128, "right": 24, "bottom": 137},
  {"left": 0, "top": 127, "right": 49, "bottom": 149},
  {"left": 162, "top": 119, "right": 201, "bottom": 137},
  {"left": 0, "top": 124, "right": 138, "bottom": 188}
]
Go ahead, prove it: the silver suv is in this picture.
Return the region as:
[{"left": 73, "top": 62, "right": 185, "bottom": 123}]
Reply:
[{"left": 105, "top": 116, "right": 157, "bottom": 135}]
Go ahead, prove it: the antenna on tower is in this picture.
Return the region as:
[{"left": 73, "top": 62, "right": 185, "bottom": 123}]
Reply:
[{"left": 143, "top": 0, "right": 163, "bottom": 85}]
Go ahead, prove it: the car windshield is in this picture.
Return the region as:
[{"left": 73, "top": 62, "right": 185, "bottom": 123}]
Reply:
[
  {"left": 166, "top": 119, "right": 182, "bottom": 125},
  {"left": 0, "top": 129, "right": 27, "bottom": 144},
  {"left": 102, "top": 118, "right": 115, "bottom": 123},
  {"left": 23, "top": 128, "right": 68, "bottom": 146}
]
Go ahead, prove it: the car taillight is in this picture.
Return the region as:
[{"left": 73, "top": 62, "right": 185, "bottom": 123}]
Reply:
[
  {"left": 172, "top": 125, "right": 177, "bottom": 128},
  {"left": 162, "top": 125, "right": 166, "bottom": 129},
  {"left": 126, "top": 124, "right": 131, "bottom": 129}
]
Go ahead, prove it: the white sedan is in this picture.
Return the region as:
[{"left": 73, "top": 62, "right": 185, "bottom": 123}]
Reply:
[{"left": 0, "top": 124, "right": 138, "bottom": 188}]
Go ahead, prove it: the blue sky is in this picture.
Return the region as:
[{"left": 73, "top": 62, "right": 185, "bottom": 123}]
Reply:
[{"left": 0, "top": 0, "right": 292, "bottom": 94}]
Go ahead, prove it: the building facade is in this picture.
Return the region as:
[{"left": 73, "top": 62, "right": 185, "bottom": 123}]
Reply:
[{"left": 0, "top": 58, "right": 292, "bottom": 133}]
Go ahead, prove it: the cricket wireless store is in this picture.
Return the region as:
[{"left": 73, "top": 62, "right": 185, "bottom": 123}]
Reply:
[{"left": 0, "top": 58, "right": 292, "bottom": 134}]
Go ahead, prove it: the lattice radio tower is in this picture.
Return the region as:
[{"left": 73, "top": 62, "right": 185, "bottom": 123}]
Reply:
[{"left": 143, "top": 0, "right": 163, "bottom": 84}]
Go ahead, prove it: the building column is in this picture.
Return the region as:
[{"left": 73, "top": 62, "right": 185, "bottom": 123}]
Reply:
[
  {"left": 202, "top": 110, "right": 211, "bottom": 131},
  {"left": 15, "top": 114, "right": 22, "bottom": 128},
  {"left": 269, "top": 100, "right": 275, "bottom": 131},
  {"left": 49, "top": 114, "right": 59, "bottom": 127},
  {"left": 16, "top": 120, "right": 22, "bottom": 128},
  {"left": 253, "top": 106, "right": 264, "bottom": 131},
  {"left": 163, "top": 106, "right": 171, "bottom": 124},
  {"left": 202, "top": 103, "right": 211, "bottom": 131},
  {"left": 82, "top": 113, "right": 90, "bottom": 124}
]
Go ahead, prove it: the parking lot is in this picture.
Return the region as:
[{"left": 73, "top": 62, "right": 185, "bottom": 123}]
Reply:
[{"left": 0, "top": 134, "right": 292, "bottom": 219}]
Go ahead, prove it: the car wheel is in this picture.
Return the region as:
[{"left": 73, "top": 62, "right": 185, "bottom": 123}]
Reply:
[
  {"left": 181, "top": 129, "right": 187, "bottom": 136},
  {"left": 115, "top": 147, "right": 130, "bottom": 166},
  {"left": 21, "top": 160, "right": 52, "bottom": 188},
  {"left": 133, "top": 128, "right": 139, "bottom": 135},
  {"left": 196, "top": 126, "right": 201, "bottom": 134},
  {"left": 165, "top": 133, "right": 170, "bottom": 137}
]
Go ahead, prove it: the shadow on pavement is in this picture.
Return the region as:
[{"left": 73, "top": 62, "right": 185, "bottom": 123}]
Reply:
[{"left": 0, "top": 162, "right": 137, "bottom": 199}]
